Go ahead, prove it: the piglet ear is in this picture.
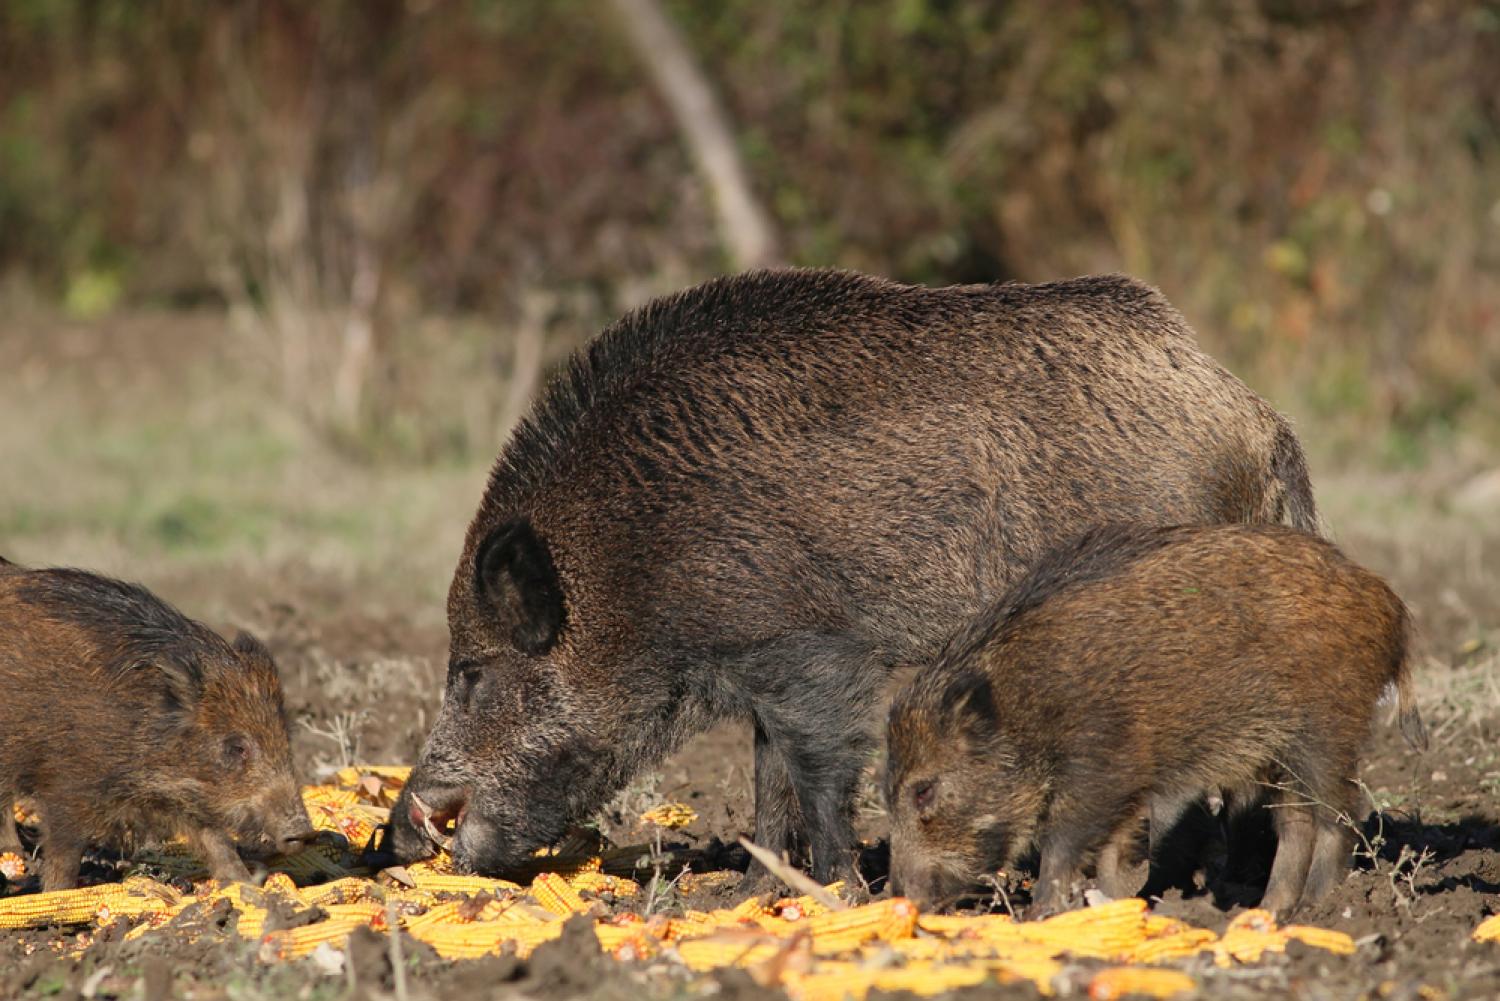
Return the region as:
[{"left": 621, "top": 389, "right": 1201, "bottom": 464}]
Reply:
[
  {"left": 144, "top": 654, "right": 203, "bottom": 715},
  {"left": 474, "top": 518, "right": 566, "bottom": 656},
  {"left": 231, "top": 630, "right": 272, "bottom": 661},
  {"left": 940, "top": 671, "right": 998, "bottom": 738}
]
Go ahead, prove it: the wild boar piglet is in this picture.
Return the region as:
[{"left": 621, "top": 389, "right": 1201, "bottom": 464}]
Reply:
[
  {"left": 885, "top": 523, "right": 1426, "bottom": 915},
  {"left": 0, "top": 559, "right": 314, "bottom": 890}
]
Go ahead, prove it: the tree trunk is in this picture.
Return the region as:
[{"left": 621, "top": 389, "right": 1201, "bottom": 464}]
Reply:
[{"left": 605, "top": 0, "right": 781, "bottom": 271}]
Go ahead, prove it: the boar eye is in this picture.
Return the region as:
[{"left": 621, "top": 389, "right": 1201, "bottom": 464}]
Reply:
[
  {"left": 911, "top": 779, "right": 937, "bottom": 817},
  {"left": 222, "top": 734, "right": 254, "bottom": 770},
  {"left": 450, "top": 660, "right": 483, "bottom": 709}
]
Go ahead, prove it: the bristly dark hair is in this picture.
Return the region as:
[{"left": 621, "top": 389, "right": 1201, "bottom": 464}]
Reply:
[
  {"left": 13, "top": 568, "right": 225, "bottom": 682},
  {"left": 478, "top": 269, "right": 1176, "bottom": 521},
  {"left": 933, "top": 523, "right": 1192, "bottom": 674},
  {"left": 480, "top": 268, "right": 914, "bottom": 513}
]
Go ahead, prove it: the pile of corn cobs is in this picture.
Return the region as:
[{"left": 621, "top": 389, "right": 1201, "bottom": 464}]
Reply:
[{"left": 0, "top": 766, "right": 1377, "bottom": 1000}]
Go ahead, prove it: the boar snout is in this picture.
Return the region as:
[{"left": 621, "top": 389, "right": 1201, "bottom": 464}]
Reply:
[
  {"left": 275, "top": 822, "right": 318, "bottom": 855},
  {"left": 387, "top": 779, "right": 468, "bottom": 862},
  {"left": 888, "top": 850, "right": 963, "bottom": 911},
  {"left": 249, "top": 792, "right": 317, "bottom": 855}
]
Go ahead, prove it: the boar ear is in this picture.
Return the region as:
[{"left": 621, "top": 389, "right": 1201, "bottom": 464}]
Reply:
[
  {"left": 474, "top": 518, "right": 566, "bottom": 655},
  {"left": 940, "top": 672, "right": 998, "bottom": 739}
]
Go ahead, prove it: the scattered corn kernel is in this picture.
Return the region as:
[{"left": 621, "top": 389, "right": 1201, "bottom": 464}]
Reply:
[{"left": 639, "top": 803, "right": 698, "bottom": 829}]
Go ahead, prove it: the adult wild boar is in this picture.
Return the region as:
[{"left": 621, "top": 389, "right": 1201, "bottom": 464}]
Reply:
[{"left": 390, "top": 268, "right": 1318, "bottom": 882}]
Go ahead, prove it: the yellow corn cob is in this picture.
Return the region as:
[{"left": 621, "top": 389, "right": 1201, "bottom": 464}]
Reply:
[
  {"left": 407, "top": 918, "right": 565, "bottom": 959},
  {"left": 1122, "top": 927, "right": 1218, "bottom": 963},
  {"left": 916, "top": 912, "right": 1014, "bottom": 935},
  {"left": 567, "top": 871, "right": 639, "bottom": 899},
  {"left": 93, "top": 893, "right": 172, "bottom": 925},
  {"left": 1283, "top": 924, "right": 1356, "bottom": 955},
  {"left": 990, "top": 954, "right": 1062, "bottom": 996},
  {"left": 772, "top": 884, "right": 843, "bottom": 922},
  {"left": 403, "top": 870, "right": 522, "bottom": 896},
  {"left": 883, "top": 936, "right": 963, "bottom": 962},
  {"left": 333, "top": 765, "right": 412, "bottom": 789},
  {"left": 406, "top": 853, "right": 456, "bottom": 876},
  {"left": 530, "top": 871, "right": 592, "bottom": 917},
  {"left": 303, "top": 786, "right": 361, "bottom": 811},
  {"left": 0, "top": 884, "right": 134, "bottom": 929},
  {"left": 261, "top": 872, "right": 298, "bottom": 897},
  {"left": 1211, "top": 928, "right": 1287, "bottom": 965},
  {"left": 203, "top": 880, "right": 266, "bottom": 910},
  {"left": 507, "top": 854, "right": 603, "bottom": 882},
  {"left": 1039, "top": 897, "right": 1148, "bottom": 929},
  {"left": 675, "top": 932, "right": 785, "bottom": 971},
  {"left": 640, "top": 803, "right": 698, "bottom": 829},
  {"left": 296, "top": 876, "right": 380, "bottom": 907},
  {"left": 872, "top": 964, "right": 992, "bottom": 997},
  {"left": 271, "top": 844, "right": 349, "bottom": 880},
  {"left": 639, "top": 916, "right": 708, "bottom": 942},
  {"left": 1224, "top": 908, "right": 1277, "bottom": 934},
  {"left": 658, "top": 914, "right": 722, "bottom": 940},
  {"left": 258, "top": 915, "right": 375, "bottom": 960},
  {"left": 1086, "top": 966, "right": 1196, "bottom": 999},
  {"left": 400, "top": 898, "right": 515, "bottom": 934},
  {"left": 730, "top": 895, "right": 770, "bottom": 921},
  {"left": 782, "top": 964, "right": 881, "bottom": 1001},
  {"left": 0, "top": 852, "right": 28, "bottom": 880},
  {"left": 320, "top": 901, "right": 388, "bottom": 928},
  {"left": 594, "top": 922, "right": 658, "bottom": 959},
  {"left": 804, "top": 897, "right": 919, "bottom": 954},
  {"left": 1142, "top": 914, "right": 1191, "bottom": 937},
  {"left": 1017, "top": 899, "right": 1151, "bottom": 958},
  {"left": 235, "top": 903, "right": 272, "bottom": 941},
  {"left": 1474, "top": 914, "right": 1500, "bottom": 943},
  {"left": 384, "top": 885, "right": 442, "bottom": 908}
]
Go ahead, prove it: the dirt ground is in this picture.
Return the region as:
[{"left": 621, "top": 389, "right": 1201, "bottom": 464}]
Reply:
[{"left": 3, "top": 312, "right": 1500, "bottom": 998}]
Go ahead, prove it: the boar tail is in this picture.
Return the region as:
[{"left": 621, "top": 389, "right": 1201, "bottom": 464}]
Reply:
[
  {"left": 1391, "top": 602, "right": 1429, "bottom": 751},
  {"left": 1397, "top": 673, "right": 1428, "bottom": 751}
]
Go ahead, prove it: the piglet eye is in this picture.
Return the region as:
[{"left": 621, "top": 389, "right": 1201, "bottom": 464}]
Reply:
[
  {"left": 911, "top": 779, "right": 937, "bottom": 815},
  {"left": 222, "top": 734, "right": 253, "bottom": 770}
]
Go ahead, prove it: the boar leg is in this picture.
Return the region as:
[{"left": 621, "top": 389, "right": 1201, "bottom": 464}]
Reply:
[
  {"left": 191, "top": 828, "right": 252, "bottom": 883},
  {"left": 0, "top": 794, "right": 21, "bottom": 852},
  {"left": 744, "top": 720, "right": 801, "bottom": 888},
  {"left": 39, "top": 824, "right": 84, "bottom": 892},
  {"left": 1259, "top": 794, "right": 1315, "bottom": 913},
  {"left": 782, "top": 735, "right": 863, "bottom": 886},
  {"left": 1032, "top": 839, "right": 1084, "bottom": 917},
  {"left": 1300, "top": 775, "right": 1357, "bottom": 906}
]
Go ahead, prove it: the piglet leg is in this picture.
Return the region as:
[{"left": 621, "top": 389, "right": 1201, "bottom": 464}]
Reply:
[
  {"left": 192, "top": 828, "right": 252, "bottom": 883},
  {"left": 1259, "top": 796, "right": 1315, "bottom": 914}
]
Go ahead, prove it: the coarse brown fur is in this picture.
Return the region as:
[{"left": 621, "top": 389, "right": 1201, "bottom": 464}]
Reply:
[
  {"left": 389, "top": 268, "right": 1320, "bottom": 881},
  {"left": 0, "top": 561, "right": 314, "bottom": 890},
  {"left": 885, "top": 523, "right": 1425, "bottom": 916}
]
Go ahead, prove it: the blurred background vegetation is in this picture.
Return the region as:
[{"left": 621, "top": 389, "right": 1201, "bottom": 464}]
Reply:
[{"left": 2, "top": 0, "right": 1498, "bottom": 600}]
